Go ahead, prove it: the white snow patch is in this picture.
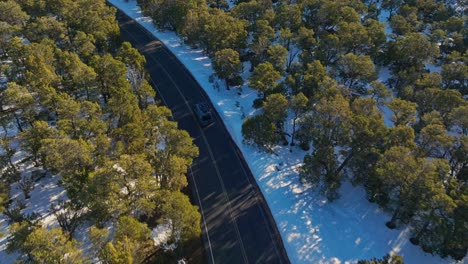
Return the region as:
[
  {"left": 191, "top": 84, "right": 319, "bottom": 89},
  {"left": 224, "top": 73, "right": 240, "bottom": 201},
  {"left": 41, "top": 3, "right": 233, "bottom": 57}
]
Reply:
[{"left": 151, "top": 221, "right": 172, "bottom": 247}]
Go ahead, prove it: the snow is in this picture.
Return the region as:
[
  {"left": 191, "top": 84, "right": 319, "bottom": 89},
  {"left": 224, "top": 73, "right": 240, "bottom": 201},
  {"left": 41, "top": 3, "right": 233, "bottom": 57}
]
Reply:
[
  {"left": 376, "top": 66, "right": 395, "bottom": 127},
  {"left": 151, "top": 221, "right": 172, "bottom": 247},
  {"left": 377, "top": 9, "right": 393, "bottom": 36},
  {"left": 0, "top": 145, "right": 66, "bottom": 262},
  {"left": 106, "top": 1, "right": 465, "bottom": 263},
  {"left": 425, "top": 63, "right": 442, "bottom": 74}
]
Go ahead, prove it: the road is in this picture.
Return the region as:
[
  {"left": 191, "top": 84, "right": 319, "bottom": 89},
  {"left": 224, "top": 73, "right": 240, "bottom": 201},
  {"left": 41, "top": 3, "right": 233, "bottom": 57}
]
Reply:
[{"left": 114, "top": 8, "right": 290, "bottom": 264}]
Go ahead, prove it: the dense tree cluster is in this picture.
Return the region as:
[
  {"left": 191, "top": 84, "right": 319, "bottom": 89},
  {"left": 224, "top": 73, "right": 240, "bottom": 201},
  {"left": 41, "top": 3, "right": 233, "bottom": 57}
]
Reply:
[
  {"left": 136, "top": 0, "right": 467, "bottom": 260},
  {"left": 0, "top": 0, "right": 201, "bottom": 262}
]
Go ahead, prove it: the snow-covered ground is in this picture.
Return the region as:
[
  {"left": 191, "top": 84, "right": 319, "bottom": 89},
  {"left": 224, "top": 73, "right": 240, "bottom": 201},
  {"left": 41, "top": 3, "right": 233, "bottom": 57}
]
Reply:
[{"left": 105, "top": 1, "right": 465, "bottom": 263}]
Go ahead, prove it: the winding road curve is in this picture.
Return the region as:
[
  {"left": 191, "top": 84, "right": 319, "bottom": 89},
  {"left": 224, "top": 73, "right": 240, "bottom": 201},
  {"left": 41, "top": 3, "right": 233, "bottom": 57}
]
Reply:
[{"left": 113, "top": 7, "right": 290, "bottom": 264}]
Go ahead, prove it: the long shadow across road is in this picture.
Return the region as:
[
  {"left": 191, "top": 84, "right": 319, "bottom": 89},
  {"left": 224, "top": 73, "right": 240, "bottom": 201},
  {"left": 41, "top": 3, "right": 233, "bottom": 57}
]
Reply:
[{"left": 114, "top": 8, "right": 290, "bottom": 264}]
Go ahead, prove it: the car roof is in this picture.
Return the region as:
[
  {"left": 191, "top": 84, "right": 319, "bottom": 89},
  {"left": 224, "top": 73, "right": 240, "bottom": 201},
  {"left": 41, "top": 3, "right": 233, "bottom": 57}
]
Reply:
[{"left": 196, "top": 102, "right": 211, "bottom": 113}]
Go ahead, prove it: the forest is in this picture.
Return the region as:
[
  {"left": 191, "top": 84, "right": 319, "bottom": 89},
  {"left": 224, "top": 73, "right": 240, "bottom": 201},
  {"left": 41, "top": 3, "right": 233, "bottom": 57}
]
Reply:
[
  {"left": 136, "top": 0, "right": 467, "bottom": 261},
  {"left": 0, "top": 0, "right": 202, "bottom": 262}
]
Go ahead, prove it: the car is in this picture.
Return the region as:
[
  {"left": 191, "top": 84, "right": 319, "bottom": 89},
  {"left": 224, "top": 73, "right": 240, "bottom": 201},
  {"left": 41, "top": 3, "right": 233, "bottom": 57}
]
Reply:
[{"left": 194, "top": 102, "right": 214, "bottom": 126}]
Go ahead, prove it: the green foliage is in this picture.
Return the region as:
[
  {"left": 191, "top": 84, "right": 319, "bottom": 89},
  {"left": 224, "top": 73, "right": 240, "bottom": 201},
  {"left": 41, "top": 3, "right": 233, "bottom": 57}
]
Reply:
[
  {"left": 242, "top": 114, "right": 279, "bottom": 152},
  {"left": 139, "top": 0, "right": 205, "bottom": 32},
  {"left": 0, "top": 1, "right": 29, "bottom": 46},
  {"left": 20, "top": 121, "right": 59, "bottom": 166},
  {"left": 88, "top": 154, "right": 159, "bottom": 220},
  {"left": 266, "top": 45, "right": 288, "bottom": 73},
  {"left": 23, "top": 227, "right": 87, "bottom": 264},
  {"left": 41, "top": 138, "right": 95, "bottom": 204},
  {"left": 263, "top": 93, "right": 288, "bottom": 124},
  {"left": 300, "top": 145, "right": 341, "bottom": 201},
  {"left": 386, "top": 98, "right": 417, "bottom": 126},
  {"left": 213, "top": 48, "right": 242, "bottom": 89},
  {"left": 337, "top": 53, "right": 376, "bottom": 92},
  {"left": 301, "top": 60, "right": 329, "bottom": 99},
  {"left": 248, "top": 62, "right": 281, "bottom": 98},
  {"left": 91, "top": 216, "right": 153, "bottom": 264},
  {"left": 156, "top": 191, "right": 201, "bottom": 245}
]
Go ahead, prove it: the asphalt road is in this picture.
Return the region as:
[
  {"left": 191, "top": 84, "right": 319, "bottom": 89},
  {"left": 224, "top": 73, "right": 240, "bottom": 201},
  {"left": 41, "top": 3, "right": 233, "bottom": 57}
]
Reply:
[{"left": 114, "top": 9, "right": 290, "bottom": 264}]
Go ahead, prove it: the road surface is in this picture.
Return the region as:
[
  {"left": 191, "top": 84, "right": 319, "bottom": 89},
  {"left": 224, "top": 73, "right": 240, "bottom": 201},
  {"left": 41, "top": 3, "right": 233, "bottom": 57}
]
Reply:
[{"left": 115, "top": 9, "right": 290, "bottom": 264}]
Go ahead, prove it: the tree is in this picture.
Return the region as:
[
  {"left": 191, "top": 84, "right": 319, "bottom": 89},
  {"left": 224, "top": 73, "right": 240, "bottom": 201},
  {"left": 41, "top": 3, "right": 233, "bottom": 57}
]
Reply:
[
  {"left": 409, "top": 185, "right": 457, "bottom": 256},
  {"left": 60, "top": 0, "right": 119, "bottom": 50},
  {"left": 305, "top": 91, "right": 352, "bottom": 147},
  {"left": 449, "top": 105, "right": 468, "bottom": 135},
  {"left": 140, "top": 0, "right": 204, "bottom": 32},
  {"left": 375, "top": 147, "right": 450, "bottom": 228},
  {"left": 300, "top": 144, "right": 341, "bottom": 200},
  {"left": 213, "top": 48, "right": 242, "bottom": 90},
  {"left": 442, "top": 61, "right": 467, "bottom": 94},
  {"left": 249, "top": 19, "right": 275, "bottom": 68},
  {"left": 298, "top": 91, "right": 353, "bottom": 200},
  {"left": 266, "top": 45, "right": 288, "bottom": 73},
  {"left": 242, "top": 114, "right": 278, "bottom": 153},
  {"left": 1, "top": 82, "right": 36, "bottom": 132},
  {"left": 147, "top": 124, "right": 198, "bottom": 191},
  {"left": 117, "top": 42, "right": 146, "bottom": 73},
  {"left": 200, "top": 8, "right": 248, "bottom": 53},
  {"left": 302, "top": 60, "right": 329, "bottom": 99},
  {"left": 335, "top": 21, "right": 372, "bottom": 54},
  {"left": 347, "top": 98, "right": 387, "bottom": 185},
  {"left": 0, "top": 1, "right": 29, "bottom": 45},
  {"left": 296, "top": 26, "right": 317, "bottom": 65},
  {"left": 248, "top": 62, "right": 281, "bottom": 99},
  {"left": 88, "top": 154, "right": 159, "bottom": 220},
  {"left": 231, "top": 0, "right": 271, "bottom": 27},
  {"left": 55, "top": 50, "right": 97, "bottom": 99},
  {"left": 290, "top": 92, "right": 309, "bottom": 146},
  {"left": 337, "top": 53, "right": 376, "bottom": 92},
  {"left": 90, "top": 216, "right": 153, "bottom": 264},
  {"left": 114, "top": 216, "right": 152, "bottom": 244},
  {"left": 263, "top": 93, "right": 288, "bottom": 126},
  {"left": 156, "top": 191, "right": 201, "bottom": 246},
  {"left": 116, "top": 42, "right": 155, "bottom": 108},
  {"left": 419, "top": 123, "right": 454, "bottom": 158},
  {"left": 49, "top": 200, "right": 84, "bottom": 239},
  {"left": 24, "top": 16, "right": 68, "bottom": 44},
  {"left": 88, "top": 226, "right": 110, "bottom": 261},
  {"left": 369, "top": 81, "right": 390, "bottom": 105},
  {"left": 40, "top": 138, "right": 95, "bottom": 204},
  {"left": 20, "top": 121, "right": 59, "bottom": 166},
  {"left": 273, "top": 4, "right": 302, "bottom": 31},
  {"left": 56, "top": 98, "right": 106, "bottom": 140},
  {"left": 386, "top": 98, "right": 417, "bottom": 126},
  {"left": 415, "top": 88, "right": 466, "bottom": 124},
  {"left": 387, "top": 125, "right": 417, "bottom": 150},
  {"left": 90, "top": 53, "right": 128, "bottom": 103},
  {"left": 23, "top": 227, "right": 86, "bottom": 264},
  {"left": 386, "top": 33, "right": 439, "bottom": 90},
  {"left": 389, "top": 12, "right": 420, "bottom": 35},
  {"left": 414, "top": 72, "right": 442, "bottom": 91}
]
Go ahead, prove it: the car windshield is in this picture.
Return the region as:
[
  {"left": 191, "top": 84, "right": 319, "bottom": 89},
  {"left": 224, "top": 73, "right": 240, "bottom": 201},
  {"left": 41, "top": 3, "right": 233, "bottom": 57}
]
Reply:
[{"left": 202, "top": 114, "right": 212, "bottom": 121}]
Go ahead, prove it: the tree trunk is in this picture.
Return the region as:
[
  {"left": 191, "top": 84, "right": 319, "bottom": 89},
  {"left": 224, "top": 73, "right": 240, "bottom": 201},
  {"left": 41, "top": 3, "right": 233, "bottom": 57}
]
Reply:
[
  {"left": 387, "top": 204, "right": 401, "bottom": 229},
  {"left": 225, "top": 78, "right": 230, "bottom": 90},
  {"left": 14, "top": 113, "right": 23, "bottom": 132},
  {"left": 335, "top": 151, "right": 354, "bottom": 176},
  {"left": 411, "top": 218, "right": 431, "bottom": 245},
  {"left": 290, "top": 117, "right": 297, "bottom": 146}
]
